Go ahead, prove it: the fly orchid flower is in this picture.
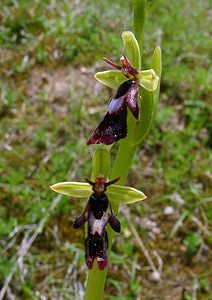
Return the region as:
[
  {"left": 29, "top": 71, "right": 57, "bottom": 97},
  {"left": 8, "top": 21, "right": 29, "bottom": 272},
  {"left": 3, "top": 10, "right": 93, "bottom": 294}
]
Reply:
[
  {"left": 87, "top": 32, "right": 159, "bottom": 145},
  {"left": 50, "top": 169, "right": 146, "bottom": 270},
  {"left": 73, "top": 175, "right": 121, "bottom": 270}
]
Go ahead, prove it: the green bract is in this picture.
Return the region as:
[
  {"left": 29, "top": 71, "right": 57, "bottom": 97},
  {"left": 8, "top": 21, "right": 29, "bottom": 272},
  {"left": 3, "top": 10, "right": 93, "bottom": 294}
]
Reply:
[
  {"left": 50, "top": 182, "right": 146, "bottom": 204},
  {"left": 133, "top": 45, "right": 162, "bottom": 146}
]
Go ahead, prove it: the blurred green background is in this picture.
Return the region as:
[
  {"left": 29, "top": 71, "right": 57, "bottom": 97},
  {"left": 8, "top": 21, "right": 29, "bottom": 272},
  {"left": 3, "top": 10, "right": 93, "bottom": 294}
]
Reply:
[{"left": 0, "top": 0, "right": 211, "bottom": 299}]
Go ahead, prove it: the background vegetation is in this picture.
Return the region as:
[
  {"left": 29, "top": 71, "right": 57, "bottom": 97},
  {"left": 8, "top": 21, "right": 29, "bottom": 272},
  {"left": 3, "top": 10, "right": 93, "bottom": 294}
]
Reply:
[{"left": 0, "top": 0, "right": 211, "bottom": 299}]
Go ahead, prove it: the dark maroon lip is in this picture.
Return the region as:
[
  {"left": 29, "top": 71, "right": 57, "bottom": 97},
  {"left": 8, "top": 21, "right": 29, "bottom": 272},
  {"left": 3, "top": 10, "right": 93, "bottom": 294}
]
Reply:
[{"left": 87, "top": 79, "right": 140, "bottom": 145}]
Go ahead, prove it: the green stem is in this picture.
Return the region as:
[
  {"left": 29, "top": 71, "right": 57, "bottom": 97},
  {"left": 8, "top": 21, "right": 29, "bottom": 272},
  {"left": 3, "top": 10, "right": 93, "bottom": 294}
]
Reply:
[
  {"left": 84, "top": 264, "right": 107, "bottom": 300},
  {"left": 134, "top": 0, "right": 147, "bottom": 65}
]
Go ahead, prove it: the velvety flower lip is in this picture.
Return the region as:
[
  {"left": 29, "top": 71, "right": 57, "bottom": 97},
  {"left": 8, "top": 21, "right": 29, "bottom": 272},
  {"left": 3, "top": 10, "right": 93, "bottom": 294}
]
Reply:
[
  {"left": 87, "top": 79, "right": 140, "bottom": 145},
  {"left": 72, "top": 175, "right": 121, "bottom": 270}
]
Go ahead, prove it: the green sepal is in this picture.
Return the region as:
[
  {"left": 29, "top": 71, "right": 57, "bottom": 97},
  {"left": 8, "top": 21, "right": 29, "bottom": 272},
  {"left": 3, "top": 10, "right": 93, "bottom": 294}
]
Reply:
[
  {"left": 94, "top": 70, "right": 126, "bottom": 89},
  {"left": 107, "top": 184, "right": 146, "bottom": 204},
  {"left": 50, "top": 182, "right": 146, "bottom": 204},
  {"left": 50, "top": 182, "right": 91, "bottom": 198},
  {"left": 138, "top": 69, "right": 159, "bottom": 91},
  {"left": 92, "top": 147, "right": 110, "bottom": 179},
  {"left": 152, "top": 45, "right": 162, "bottom": 77},
  {"left": 121, "top": 31, "right": 141, "bottom": 70}
]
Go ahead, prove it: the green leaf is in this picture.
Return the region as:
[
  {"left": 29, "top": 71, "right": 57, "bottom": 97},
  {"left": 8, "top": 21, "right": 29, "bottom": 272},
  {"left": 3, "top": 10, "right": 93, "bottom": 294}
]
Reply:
[
  {"left": 92, "top": 147, "right": 110, "bottom": 179},
  {"left": 121, "top": 31, "right": 141, "bottom": 69},
  {"left": 50, "top": 182, "right": 146, "bottom": 204},
  {"left": 94, "top": 70, "right": 126, "bottom": 89},
  {"left": 138, "top": 69, "right": 159, "bottom": 91}
]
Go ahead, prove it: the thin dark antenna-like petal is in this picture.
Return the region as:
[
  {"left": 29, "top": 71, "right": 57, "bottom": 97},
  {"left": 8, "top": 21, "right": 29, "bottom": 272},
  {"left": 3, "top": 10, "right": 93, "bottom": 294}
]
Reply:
[
  {"left": 108, "top": 214, "right": 121, "bottom": 233},
  {"left": 73, "top": 200, "right": 90, "bottom": 228},
  {"left": 105, "top": 176, "right": 121, "bottom": 187},
  {"left": 120, "top": 55, "right": 139, "bottom": 78}
]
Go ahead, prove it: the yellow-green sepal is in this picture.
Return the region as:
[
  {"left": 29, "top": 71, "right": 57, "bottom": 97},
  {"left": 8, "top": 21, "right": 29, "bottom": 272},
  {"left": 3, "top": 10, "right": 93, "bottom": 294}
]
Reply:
[
  {"left": 50, "top": 182, "right": 146, "bottom": 204},
  {"left": 152, "top": 45, "right": 162, "bottom": 77},
  {"left": 121, "top": 31, "right": 141, "bottom": 70},
  {"left": 50, "top": 182, "right": 92, "bottom": 198},
  {"left": 94, "top": 70, "right": 126, "bottom": 89},
  {"left": 107, "top": 185, "right": 146, "bottom": 204},
  {"left": 92, "top": 147, "right": 110, "bottom": 179}
]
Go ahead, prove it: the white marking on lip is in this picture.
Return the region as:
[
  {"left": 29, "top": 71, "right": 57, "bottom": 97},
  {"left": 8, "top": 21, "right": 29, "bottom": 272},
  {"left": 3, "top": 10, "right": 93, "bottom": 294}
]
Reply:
[{"left": 90, "top": 213, "right": 108, "bottom": 235}]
